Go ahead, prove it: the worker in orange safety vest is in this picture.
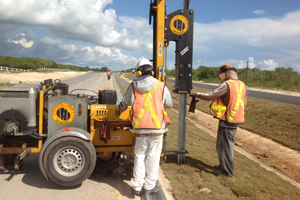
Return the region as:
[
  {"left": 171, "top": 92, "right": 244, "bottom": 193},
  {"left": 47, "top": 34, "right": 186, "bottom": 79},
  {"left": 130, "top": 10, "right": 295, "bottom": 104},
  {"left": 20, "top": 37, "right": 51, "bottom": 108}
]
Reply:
[
  {"left": 107, "top": 69, "right": 111, "bottom": 80},
  {"left": 189, "top": 62, "right": 247, "bottom": 177},
  {"left": 119, "top": 58, "right": 174, "bottom": 196}
]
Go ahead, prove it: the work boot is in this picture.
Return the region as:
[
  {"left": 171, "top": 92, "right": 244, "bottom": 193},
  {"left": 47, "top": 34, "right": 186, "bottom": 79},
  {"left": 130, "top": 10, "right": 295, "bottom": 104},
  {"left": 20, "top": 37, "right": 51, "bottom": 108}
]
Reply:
[
  {"left": 143, "top": 182, "right": 161, "bottom": 194},
  {"left": 213, "top": 169, "right": 224, "bottom": 176},
  {"left": 132, "top": 188, "right": 141, "bottom": 196},
  {"left": 214, "top": 164, "right": 221, "bottom": 170}
]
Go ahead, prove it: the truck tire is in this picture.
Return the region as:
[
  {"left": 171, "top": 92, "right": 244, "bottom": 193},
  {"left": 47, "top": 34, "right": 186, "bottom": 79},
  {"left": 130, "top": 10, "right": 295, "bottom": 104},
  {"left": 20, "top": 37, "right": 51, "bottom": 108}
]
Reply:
[{"left": 42, "top": 136, "right": 96, "bottom": 186}]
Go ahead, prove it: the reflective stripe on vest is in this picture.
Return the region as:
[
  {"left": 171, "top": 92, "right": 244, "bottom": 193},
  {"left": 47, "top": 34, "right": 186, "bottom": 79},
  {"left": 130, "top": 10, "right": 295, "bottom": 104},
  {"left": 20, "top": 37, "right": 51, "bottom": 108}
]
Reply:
[
  {"left": 133, "top": 81, "right": 162, "bottom": 129},
  {"left": 211, "top": 99, "right": 227, "bottom": 118},
  {"left": 227, "top": 80, "right": 244, "bottom": 123}
]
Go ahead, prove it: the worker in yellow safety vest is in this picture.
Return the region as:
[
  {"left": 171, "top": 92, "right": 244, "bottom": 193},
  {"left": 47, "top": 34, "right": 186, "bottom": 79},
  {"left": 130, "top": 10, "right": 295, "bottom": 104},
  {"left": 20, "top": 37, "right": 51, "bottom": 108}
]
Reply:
[
  {"left": 119, "top": 58, "right": 174, "bottom": 196},
  {"left": 189, "top": 62, "right": 247, "bottom": 177}
]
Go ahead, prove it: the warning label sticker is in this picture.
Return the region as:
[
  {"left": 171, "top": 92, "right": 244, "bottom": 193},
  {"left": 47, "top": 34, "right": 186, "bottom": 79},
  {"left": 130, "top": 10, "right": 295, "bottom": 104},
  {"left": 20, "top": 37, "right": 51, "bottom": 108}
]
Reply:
[
  {"left": 158, "top": 43, "right": 162, "bottom": 56},
  {"left": 111, "top": 136, "right": 121, "bottom": 140},
  {"left": 52, "top": 103, "right": 75, "bottom": 125}
]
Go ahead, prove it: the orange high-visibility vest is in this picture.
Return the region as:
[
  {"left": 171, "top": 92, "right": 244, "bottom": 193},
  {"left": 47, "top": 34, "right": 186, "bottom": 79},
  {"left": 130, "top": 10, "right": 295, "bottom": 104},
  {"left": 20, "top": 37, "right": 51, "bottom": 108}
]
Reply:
[
  {"left": 132, "top": 81, "right": 168, "bottom": 129},
  {"left": 107, "top": 71, "right": 111, "bottom": 75},
  {"left": 210, "top": 98, "right": 226, "bottom": 119},
  {"left": 210, "top": 80, "right": 246, "bottom": 123}
]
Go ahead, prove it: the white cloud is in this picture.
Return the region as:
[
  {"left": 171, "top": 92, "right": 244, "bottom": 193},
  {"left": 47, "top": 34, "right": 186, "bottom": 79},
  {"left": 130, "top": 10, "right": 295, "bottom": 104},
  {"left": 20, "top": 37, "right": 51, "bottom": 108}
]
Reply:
[
  {"left": 7, "top": 33, "right": 34, "bottom": 48},
  {"left": 59, "top": 43, "right": 137, "bottom": 69},
  {"left": 236, "top": 60, "right": 246, "bottom": 69},
  {"left": 0, "top": 1, "right": 299, "bottom": 72},
  {"left": 0, "top": 0, "right": 146, "bottom": 51},
  {"left": 248, "top": 57, "right": 256, "bottom": 69},
  {"left": 194, "top": 10, "right": 300, "bottom": 48},
  {"left": 193, "top": 10, "right": 300, "bottom": 71},
  {"left": 263, "top": 59, "right": 279, "bottom": 70},
  {"left": 40, "top": 36, "right": 62, "bottom": 45},
  {"left": 95, "top": 46, "right": 112, "bottom": 56},
  {"left": 252, "top": 10, "right": 266, "bottom": 15},
  {"left": 7, "top": 38, "right": 34, "bottom": 48}
]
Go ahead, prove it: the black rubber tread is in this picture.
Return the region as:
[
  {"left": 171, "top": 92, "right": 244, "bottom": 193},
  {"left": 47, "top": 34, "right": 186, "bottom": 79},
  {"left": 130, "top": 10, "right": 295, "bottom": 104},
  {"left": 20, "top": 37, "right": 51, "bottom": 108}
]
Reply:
[{"left": 42, "top": 137, "right": 96, "bottom": 186}]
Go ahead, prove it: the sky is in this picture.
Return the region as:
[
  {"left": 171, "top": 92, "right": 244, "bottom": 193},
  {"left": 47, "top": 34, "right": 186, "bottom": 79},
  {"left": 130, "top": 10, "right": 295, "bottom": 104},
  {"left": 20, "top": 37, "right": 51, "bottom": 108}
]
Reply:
[{"left": 0, "top": 0, "right": 300, "bottom": 72}]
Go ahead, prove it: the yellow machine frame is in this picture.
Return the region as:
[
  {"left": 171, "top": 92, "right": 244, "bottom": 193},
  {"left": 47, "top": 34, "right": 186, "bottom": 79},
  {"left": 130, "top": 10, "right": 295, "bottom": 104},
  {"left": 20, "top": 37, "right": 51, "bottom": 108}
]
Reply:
[{"left": 90, "top": 104, "right": 135, "bottom": 159}]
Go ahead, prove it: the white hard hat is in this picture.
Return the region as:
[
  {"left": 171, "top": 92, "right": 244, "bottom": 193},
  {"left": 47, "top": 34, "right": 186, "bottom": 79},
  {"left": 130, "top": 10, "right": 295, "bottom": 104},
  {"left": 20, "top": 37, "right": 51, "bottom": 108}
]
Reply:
[{"left": 136, "top": 58, "right": 152, "bottom": 71}]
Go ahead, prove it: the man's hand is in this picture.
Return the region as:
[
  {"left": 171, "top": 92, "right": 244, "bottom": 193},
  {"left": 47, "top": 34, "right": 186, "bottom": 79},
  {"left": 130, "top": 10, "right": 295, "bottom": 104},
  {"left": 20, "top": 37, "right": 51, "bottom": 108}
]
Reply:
[{"left": 119, "top": 102, "right": 124, "bottom": 110}]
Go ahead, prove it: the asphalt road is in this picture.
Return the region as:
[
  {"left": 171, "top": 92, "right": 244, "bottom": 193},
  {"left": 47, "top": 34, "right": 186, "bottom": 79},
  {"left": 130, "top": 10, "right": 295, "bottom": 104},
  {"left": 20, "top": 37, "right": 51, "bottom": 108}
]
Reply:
[
  {"left": 0, "top": 72, "right": 140, "bottom": 200},
  {"left": 167, "top": 79, "right": 300, "bottom": 106}
]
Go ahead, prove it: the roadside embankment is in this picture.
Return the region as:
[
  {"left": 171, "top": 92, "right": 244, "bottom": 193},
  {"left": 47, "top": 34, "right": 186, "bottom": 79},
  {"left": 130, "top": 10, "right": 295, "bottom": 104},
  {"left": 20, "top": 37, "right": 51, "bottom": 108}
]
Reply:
[{"left": 0, "top": 71, "right": 87, "bottom": 84}]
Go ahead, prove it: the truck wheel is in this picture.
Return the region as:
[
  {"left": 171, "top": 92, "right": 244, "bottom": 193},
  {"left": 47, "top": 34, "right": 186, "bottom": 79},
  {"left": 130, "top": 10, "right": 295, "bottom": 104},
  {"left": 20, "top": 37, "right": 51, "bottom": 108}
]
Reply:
[{"left": 43, "top": 137, "right": 96, "bottom": 186}]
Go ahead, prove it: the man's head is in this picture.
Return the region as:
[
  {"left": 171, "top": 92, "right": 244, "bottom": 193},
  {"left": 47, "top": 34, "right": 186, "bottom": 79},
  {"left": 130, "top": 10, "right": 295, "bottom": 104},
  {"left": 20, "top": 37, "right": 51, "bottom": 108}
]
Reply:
[
  {"left": 216, "top": 62, "right": 238, "bottom": 82},
  {"left": 136, "top": 58, "right": 154, "bottom": 77}
]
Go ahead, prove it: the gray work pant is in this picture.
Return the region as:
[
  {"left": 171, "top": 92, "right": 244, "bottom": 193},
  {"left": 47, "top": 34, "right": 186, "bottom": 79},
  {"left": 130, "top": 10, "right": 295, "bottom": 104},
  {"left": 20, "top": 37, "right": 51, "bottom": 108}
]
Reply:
[{"left": 216, "top": 126, "right": 237, "bottom": 177}]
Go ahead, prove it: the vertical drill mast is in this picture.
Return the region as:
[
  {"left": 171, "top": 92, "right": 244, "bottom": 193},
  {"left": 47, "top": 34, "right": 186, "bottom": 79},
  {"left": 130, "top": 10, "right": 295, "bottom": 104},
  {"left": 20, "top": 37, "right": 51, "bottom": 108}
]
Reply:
[
  {"left": 151, "top": 0, "right": 166, "bottom": 82},
  {"left": 150, "top": 0, "right": 194, "bottom": 164}
]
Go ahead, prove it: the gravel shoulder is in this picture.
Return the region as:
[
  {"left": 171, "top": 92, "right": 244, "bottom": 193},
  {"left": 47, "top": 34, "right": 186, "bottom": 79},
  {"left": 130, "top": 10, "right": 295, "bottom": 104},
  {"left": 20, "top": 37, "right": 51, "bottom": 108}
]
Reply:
[{"left": 0, "top": 71, "right": 87, "bottom": 84}]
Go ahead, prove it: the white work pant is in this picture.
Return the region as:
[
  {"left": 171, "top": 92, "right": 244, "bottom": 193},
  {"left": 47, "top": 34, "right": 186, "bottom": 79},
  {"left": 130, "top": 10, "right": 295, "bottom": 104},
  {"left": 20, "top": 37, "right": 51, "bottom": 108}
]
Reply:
[{"left": 131, "top": 135, "right": 163, "bottom": 191}]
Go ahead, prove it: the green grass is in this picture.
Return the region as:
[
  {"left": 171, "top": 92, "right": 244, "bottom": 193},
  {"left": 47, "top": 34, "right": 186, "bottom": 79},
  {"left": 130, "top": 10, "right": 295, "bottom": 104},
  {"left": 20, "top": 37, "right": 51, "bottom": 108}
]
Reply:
[
  {"left": 124, "top": 74, "right": 300, "bottom": 150},
  {"left": 174, "top": 84, "right": 300, "bottom": 151},
  {"left": 162, "top": 109, "right": 300, "bottom": 199},
  {"left": 0, "top": 81, "right": 11, "bottom": 86},
  {"left": 116, "top": 75, "right": 300, "bottom": 199}
]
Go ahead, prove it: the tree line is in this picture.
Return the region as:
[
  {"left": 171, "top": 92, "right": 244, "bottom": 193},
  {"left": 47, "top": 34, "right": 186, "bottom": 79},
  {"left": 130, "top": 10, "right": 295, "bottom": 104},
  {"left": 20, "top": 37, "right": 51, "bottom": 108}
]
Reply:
[
  {"left": 166, "top": 66, "right": 300, "bottom": 91},
  {"left": 0, "top": 56, "right": 108, "bottom": 72}
]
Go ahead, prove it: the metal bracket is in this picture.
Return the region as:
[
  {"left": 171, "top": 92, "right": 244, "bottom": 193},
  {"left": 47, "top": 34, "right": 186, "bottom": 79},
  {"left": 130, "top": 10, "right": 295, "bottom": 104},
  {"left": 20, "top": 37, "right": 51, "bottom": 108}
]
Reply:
[{"left": 19, "top": 149, "right": 28, "bottom": 161}]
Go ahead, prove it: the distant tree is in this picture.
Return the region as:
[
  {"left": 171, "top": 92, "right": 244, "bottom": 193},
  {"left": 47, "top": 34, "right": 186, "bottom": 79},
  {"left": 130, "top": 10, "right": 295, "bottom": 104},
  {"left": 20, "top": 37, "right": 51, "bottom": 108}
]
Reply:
[{"left": 100, "top": 67, "right": 109, "bottom": 72}]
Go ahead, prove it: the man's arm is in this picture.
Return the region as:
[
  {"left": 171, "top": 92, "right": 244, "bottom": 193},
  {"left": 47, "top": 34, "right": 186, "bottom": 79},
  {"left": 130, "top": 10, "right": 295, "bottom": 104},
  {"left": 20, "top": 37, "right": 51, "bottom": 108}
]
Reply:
[
  {"left": 163, "top": 86, "right": 174, "bottom": 108},
  {"left": 119, "top": 83, "right": 134, "bottom": 110},
  {"left": 190, "top": 82, "right": 228, "bottom": 101}
]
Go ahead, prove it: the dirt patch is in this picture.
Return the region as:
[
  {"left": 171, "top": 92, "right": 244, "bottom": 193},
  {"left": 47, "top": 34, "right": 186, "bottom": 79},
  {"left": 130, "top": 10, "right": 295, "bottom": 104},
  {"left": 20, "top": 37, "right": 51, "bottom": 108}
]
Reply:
[{"left": 0, "top": 71, "right": 87, "bottom": 84}]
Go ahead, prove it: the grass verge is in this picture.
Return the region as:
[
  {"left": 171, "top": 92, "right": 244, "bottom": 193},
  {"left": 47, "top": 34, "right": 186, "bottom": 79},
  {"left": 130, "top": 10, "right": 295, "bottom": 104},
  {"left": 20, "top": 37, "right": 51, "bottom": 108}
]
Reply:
[
  {"left": 0, "top": 81, "right": 11, "bottom": 86},
  {"left": 123, "top": 74, "right": 300, "bottom": 150},
  {"left": 170, "top": 83, "right": 300, "bottom": 151},
  {"left": 115, "top": 74, "right": 300, "bottom": 199}
]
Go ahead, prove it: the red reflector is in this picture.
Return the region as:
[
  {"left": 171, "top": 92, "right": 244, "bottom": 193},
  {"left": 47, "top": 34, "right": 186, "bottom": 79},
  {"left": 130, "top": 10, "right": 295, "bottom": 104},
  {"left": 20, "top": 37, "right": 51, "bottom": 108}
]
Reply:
[{"left": 62, "top": 127, "right": 70, "bottom": 132}]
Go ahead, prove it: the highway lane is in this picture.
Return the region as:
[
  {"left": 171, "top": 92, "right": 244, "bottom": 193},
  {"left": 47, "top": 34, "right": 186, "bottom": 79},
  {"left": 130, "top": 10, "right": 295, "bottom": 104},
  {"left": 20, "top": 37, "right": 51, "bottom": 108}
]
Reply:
[
  {"left": 62, "top": 71, "right": 114, "bottom": 95},
  {"left": 167, "top": 79, "right": 300, "bottom": 106},
  {"left": 1, "top": 72, "right": 139, "bottom": 200}
]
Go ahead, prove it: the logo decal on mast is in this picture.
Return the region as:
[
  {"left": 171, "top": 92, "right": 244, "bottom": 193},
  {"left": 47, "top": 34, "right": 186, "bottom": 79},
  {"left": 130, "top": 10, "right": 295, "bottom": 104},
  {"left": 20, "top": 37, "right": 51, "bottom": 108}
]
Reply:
[{"left": 170, "top": 15, "right": 189, "bottom": 35}]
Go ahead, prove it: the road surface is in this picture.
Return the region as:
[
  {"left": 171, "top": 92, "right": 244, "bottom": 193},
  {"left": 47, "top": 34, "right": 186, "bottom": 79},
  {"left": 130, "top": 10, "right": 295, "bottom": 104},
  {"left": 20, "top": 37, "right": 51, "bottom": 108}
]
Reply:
[{"left": 167, "top": 79, "right": 300, "bottom": 106}]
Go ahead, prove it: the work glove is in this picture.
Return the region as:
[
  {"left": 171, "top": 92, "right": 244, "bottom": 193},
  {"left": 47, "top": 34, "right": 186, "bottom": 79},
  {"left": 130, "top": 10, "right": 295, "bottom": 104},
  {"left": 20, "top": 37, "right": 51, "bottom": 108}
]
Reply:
[
  {"left": 188, "top": 96, "right": 199, "bottom": 113},
  {"left": 189, "top": 90, "right": 197, "bottom": 97}
]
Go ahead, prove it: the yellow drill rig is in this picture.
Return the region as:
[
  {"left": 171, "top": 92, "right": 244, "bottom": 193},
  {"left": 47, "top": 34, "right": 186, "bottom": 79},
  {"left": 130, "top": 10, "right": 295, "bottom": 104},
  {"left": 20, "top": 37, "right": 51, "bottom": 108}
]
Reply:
[{"left": 0, "top": 0, "right": 193, "bottom": 186}]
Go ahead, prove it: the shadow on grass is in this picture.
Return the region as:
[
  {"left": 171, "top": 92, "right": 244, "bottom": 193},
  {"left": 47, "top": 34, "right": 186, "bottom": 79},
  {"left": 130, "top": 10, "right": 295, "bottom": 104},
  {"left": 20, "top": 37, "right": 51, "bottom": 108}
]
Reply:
[{"left": 163, "top": 155, "right": 214, "bottom": 174}]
